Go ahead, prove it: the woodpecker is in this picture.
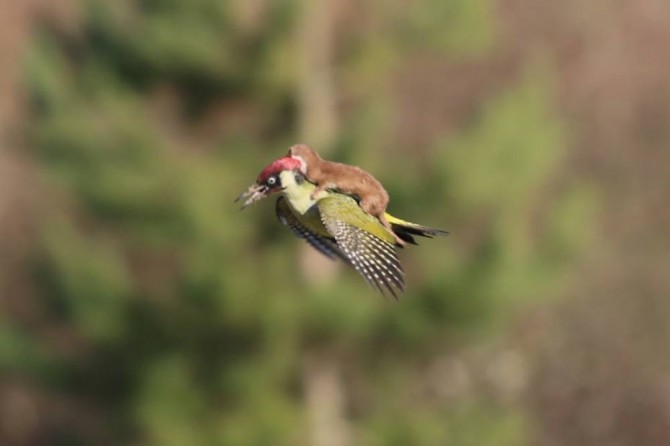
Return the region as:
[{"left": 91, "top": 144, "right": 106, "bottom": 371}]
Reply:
[
  {"left": 287, "top": 144, "right": 405, "bottom": 246},
  {"left": 236, "top": 156, "right": 447, "bottom": 298}
]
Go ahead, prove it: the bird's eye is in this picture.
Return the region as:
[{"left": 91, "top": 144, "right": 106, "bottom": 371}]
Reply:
[{"left": 266, "top": 176, "right": 277, "bottom": 186}]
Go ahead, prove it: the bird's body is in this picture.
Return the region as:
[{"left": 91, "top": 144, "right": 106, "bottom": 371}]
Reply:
[
  {"left": 236, "top": 158, "right": 447, "bottom": 298},
  {"left": 277, "top": 170, "right": 393, "bottom": 242},
  {"left": 274, "top": 170, "right": 405, "bottom": 296}
]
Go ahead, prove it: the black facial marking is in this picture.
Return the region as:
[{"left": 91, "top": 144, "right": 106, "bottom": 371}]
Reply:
[{"left": 265, "top": 175, "right": 278, "bottom": 187}]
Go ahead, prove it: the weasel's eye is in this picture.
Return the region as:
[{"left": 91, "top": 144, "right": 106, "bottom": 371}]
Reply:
[{"left": 266, "top": 176, "right": 278, "bottom": 186}]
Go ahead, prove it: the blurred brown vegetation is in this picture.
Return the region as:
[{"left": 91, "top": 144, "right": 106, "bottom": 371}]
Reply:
[{"left": 0, "top": 0, "right": 669, "bottom": 445}]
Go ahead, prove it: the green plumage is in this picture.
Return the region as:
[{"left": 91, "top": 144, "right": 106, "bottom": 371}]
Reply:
[{"left": 274, "top": 170, "right": 446, "bottom": 298}]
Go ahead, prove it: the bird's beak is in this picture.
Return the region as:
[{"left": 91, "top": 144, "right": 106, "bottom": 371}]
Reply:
[{"left": 235, "top": 183, "right": 269, "bottom": 209}]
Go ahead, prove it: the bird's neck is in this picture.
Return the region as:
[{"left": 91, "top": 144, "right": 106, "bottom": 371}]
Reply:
[{"left": 278, "top": 170, "right": 326, "bottom": 215}]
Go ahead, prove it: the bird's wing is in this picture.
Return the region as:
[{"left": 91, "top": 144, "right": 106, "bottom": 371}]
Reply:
[
  {"left": 318, "top": 195, "right": 405, "bottom": 299},
  {"left": 275, "top": 196, "right": 350, "bottom": 263}
]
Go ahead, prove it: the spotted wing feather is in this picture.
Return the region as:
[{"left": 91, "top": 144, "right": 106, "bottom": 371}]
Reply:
[
  {"left": 321, "top": 216, "right": 405, "bottom": 299},
  {"left": 275, "top": 196, "right": 349, "bottom": 263}
]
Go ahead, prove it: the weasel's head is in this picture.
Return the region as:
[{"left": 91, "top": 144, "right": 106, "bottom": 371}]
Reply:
[{"left": 287, "top": 144, "right": 321, "bottom": 174}]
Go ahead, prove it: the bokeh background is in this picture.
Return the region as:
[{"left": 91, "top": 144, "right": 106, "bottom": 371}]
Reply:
[{"left": 1, "top": 0, "right": 669, "bottom": 445}]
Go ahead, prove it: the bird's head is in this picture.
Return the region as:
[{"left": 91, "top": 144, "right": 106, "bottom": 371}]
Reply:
[{"left": 235, "top": 156, "right": 303, "bottom": 208}]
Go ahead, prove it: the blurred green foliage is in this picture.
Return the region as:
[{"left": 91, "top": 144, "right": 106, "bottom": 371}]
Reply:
[{"left": 16, "top": 0, "right": 593, "bottom": 444}]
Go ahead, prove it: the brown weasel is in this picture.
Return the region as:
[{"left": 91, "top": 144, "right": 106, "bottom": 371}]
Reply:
[{"left": 287, "top": 144, "right": 405, "bottom": 246}]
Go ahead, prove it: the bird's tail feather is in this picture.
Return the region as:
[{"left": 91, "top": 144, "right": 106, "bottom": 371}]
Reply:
[{"left": 385, "top": 214, "right": 449, "bottom": 245}]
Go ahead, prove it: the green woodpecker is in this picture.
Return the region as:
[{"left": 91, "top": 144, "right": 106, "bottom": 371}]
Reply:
[{"left": 236, "top": 156, "right": 447, "bottom": 298}]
